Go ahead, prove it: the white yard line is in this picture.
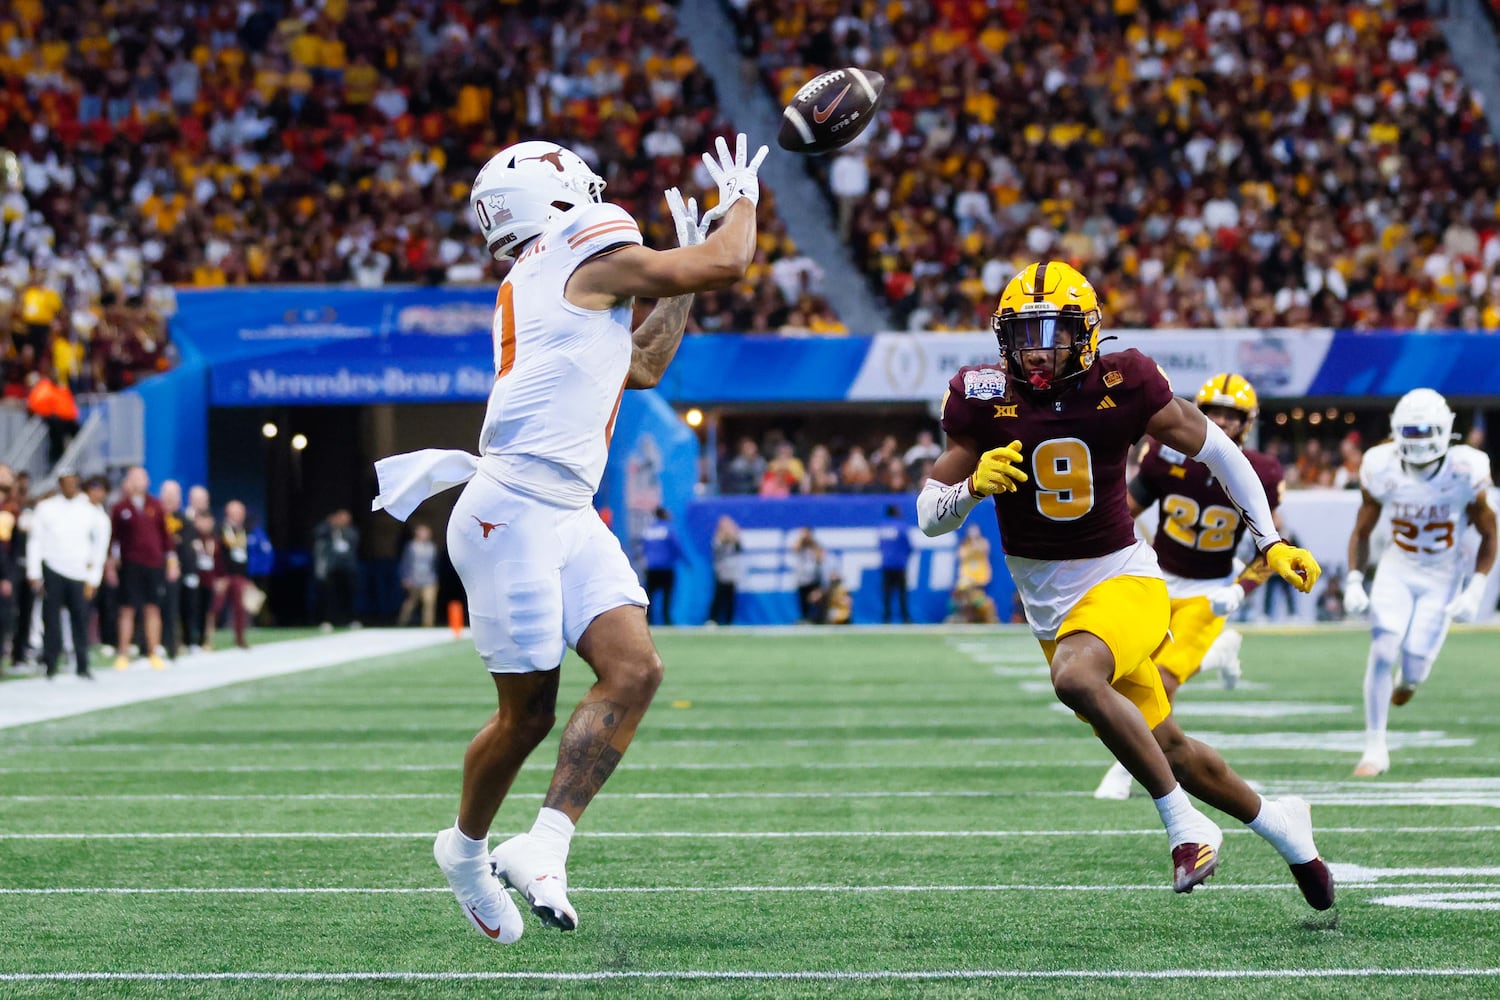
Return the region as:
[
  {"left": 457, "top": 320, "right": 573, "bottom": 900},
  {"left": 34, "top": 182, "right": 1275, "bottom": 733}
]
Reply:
[
  {"left": 0, "top": 730, "right": 1471, "bottom": 754},
  {"left": 1, "top": 790, "right": 1091, "bottom": 803},
  {"left": 8, "top": 756, "right": 1500, "bottom": 774},
  {"left": 1, "top": 969, "right": 1498, "bottom": 984},
  {"left": 0, "top": 630, "right": 459, "bottom": 730},
  {"left": 0, "top": 735, "right": 1078, "bottom": 752},
  {"left": 3, "top": 825, "right": 1498, "bottom": 840},
  {"left": 4, "top": 881, "right": 1499, "bottom": 896}
]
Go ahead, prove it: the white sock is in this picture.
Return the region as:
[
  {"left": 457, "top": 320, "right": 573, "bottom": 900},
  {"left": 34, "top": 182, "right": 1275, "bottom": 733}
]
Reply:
[
  {"left": 1247, "top": 797, "right": 1317, "bottom": 865},
  {"left": 1399, "top": 651, "right": 1434, "bottom": 689},
  {"left": 1152, "top": 784, "right": 1213, "bottom": 846},
  {"left": 450, "top": 821, "right": 488, "bottom": 859},
  {"left": 530, "top": 807, "right": 576, "bottom": 860},
  {"left": 1363, "top": 636, "right": 1397, "bottom": 735}
]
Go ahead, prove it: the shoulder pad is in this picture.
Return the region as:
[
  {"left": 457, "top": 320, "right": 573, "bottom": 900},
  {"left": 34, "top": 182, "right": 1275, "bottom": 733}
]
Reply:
[
  {"left": 555, "top": 203, "right": 641, "bottom": 260},
  {"left": 1450, "top": 445, "right": 1493, "bottom": 492},
  {"left": 1360, "top": 442, "right": 1397, "bottom": 490}
]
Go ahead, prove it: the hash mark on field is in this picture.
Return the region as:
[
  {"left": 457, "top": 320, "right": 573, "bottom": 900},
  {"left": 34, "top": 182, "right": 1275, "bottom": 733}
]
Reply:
[
  {"left": 990, "top": 665, "right": 1053, "bottom": 678},
  {"left": 2, "top": 969, "right": 1499, "bottom": 983},
  {"left": 4, "top": 826, "right": 1499, "bottom": 840}
]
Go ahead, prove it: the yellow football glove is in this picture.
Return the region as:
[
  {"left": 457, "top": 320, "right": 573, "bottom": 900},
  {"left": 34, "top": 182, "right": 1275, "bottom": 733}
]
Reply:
[
  {"left": 1265, "top": 541, "right": 1321, "bottom": 594},
  {"left": 968, "top": 440, "right": 1029, "bottom": 497}
]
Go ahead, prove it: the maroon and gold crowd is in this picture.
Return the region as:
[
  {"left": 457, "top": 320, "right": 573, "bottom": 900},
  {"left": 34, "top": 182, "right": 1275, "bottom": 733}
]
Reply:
[
  {"left": 0, "top": 0, "right": 847, "bottom": 396},
  {"left": 4, "top": 0, "right": 1499, "bottom": 403},
  {"left": 735, "top": 0, "right": 1500, "bottom": 332}
]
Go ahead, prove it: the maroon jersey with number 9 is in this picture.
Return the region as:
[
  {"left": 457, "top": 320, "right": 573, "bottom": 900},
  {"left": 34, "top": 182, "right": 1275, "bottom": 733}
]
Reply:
[{"left": 940, "top": 349, "right": 1175, "bottom": 561}]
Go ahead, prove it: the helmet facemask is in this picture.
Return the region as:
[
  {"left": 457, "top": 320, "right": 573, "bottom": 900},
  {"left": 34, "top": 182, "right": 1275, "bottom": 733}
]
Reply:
[
  {"left": 1195, "top": 374, "right": 1259, "bottom": 445},
  {"left": 1395, "top": 422, "right": 1451, "bottom": 466},
  {"left": 993, "top": 306, "right": 1099, "bottom": 393},
  {"left": 1391, "top": 388, "right": 1455, "bottom": 467}
]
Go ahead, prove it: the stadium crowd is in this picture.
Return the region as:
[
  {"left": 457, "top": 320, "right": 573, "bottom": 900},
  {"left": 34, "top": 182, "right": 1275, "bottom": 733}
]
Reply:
[
  {"left": 3, "top": 0, "right": 1496, "bottom": 400},
  {"left": 734, "top": 0, "right": 1500, "bottom": 332},
  {"left": 707, "top": 417, "right": 1463, "bottom": 496},
  {"left": 0, "top": 0, "right": 847, "bottom": 397}
]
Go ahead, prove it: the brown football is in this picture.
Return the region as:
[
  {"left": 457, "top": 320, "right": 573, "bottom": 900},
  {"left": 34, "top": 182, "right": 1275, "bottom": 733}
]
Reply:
[{"left": 777, "top": 67, "right": 885, "bottom": 155}]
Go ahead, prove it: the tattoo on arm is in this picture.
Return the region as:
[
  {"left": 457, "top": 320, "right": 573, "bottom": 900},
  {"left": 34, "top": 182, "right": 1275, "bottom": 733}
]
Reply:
[
  {"left": 544, "top": 699, "right": 628, "bottom": 812},
  {"left": 627, "top": 294, "right": 694, "bottom": 388}
]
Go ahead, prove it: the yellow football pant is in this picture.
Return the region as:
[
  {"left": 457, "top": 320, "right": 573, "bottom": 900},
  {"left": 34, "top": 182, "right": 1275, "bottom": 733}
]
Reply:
[
  {"left": 1152, "top": 595, "right": 1226, "bottom": 687},
  {"left": 1040, "top": 575, "right": 1173, "bottom": 730}
]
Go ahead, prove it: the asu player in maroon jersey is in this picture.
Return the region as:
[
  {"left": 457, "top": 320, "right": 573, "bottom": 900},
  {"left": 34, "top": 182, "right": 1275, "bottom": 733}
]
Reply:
[
  {"left": 917, "top": 262, "right": 1334, "bottom": 910},
  {"left": 1093, "top": 373, "right": 1284, "bottom": 800}
]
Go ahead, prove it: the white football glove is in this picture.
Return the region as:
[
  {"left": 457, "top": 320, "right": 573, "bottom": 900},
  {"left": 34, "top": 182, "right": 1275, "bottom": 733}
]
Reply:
[
  {"left": 1207, "top": 582, "right": 1245, "bottom": 618},
  {"left": 664, "top": 187, "right": 708, "bottom": 248},
  {"left": 701, "top": 132, "right": 769, "bottom": 219},
  {"left": 1343, "top": 570, "right": 1370, "bottom": 616},
  {"left": 1446, "top": 572, "right": 1488, "bottom": 623}
]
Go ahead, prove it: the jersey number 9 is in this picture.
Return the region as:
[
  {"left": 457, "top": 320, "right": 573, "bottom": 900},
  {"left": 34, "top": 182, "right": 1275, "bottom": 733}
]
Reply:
[{"left": 1034, "top": 438, "right": 1094, "bottom": 522}]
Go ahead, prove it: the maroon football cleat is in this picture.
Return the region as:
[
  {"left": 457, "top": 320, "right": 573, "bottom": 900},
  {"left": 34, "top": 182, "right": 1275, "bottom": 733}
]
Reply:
[
  {"left": 1289, "top": 857, "right": 1337, "bottom": 911},
  {"left": 1172, "top": 841, "right": 1220, "bottom": 893}
]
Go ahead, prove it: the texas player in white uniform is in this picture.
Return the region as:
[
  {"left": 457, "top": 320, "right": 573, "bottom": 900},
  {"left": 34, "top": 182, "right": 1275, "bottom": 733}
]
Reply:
[
  {"left": 373, "top": 134, "right": 768, "bottom": 943},
  {"left": 1343, "top": 388, "right": 1497, "bottom": 777}
]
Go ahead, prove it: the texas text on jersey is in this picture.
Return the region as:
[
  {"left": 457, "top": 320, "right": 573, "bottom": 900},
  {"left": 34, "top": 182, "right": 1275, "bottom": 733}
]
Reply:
[
  {"left": 941, "top": 348, "right": 1174, "bottom": 561},
  {"left": 1133, "top": 440, "right": 1284, "bottom": 580},
  {"left": 1360, "top": 441, "right": 1492, "bottom": 570}
]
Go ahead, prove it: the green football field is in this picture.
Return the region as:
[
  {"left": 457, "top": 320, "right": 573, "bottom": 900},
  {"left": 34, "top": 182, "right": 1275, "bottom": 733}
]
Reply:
[{"left": 2, "top": 626, "right": 1498, "bottom": 999}]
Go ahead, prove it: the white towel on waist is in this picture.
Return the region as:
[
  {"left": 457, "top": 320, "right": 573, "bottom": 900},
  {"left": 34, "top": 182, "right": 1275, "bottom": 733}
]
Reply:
[{"left": 371, "top": 449, "right": 480, "bottom": 522}]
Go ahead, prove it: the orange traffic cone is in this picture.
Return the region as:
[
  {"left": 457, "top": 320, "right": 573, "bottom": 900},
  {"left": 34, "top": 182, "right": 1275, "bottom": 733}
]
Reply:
[{"left": 447, "top": 600, "right": 465, "bottom": 638}]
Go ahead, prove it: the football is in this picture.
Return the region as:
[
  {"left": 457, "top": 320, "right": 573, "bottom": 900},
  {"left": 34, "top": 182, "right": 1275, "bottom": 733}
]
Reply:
[{"left": 777, "top": 67, "right": 884, "bottom": 155}]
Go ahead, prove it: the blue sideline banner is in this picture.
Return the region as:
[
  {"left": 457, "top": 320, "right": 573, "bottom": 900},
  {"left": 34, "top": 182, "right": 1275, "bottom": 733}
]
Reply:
[
  {"left": 210, "top": 334, "right": 497, "bottom": 405},
  {"left": 173, "top": 287, "right": 498, "bottom": 365},
  {"left": 677, "top": 496, "right": 1014, "bottom": 626},
  {"left": 170, "top": 285, "right": 1500, "bottom": 404}
]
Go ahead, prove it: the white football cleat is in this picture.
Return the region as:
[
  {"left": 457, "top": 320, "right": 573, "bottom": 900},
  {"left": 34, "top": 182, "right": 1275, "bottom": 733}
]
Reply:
[
  {"left": 1093, "top": 760, "right": 1134, "bottom": 800},
  {"left": 490, "top": 833, "right": 579, "bottom": 931},
  {"left": 1202, "top": 628, "right": 1243, "bottom": 690},
  {"left": 1353, "top": 745, "right": 1390, "bottom": 777},
  {"left": 433, "top": 828, "right": 524, "bottom": 944}
]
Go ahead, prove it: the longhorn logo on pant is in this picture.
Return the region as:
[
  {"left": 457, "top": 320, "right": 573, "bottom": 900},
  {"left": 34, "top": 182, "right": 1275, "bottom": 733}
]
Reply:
[{"left": 473, "top": 516, "right": 506, "bottom": 538}]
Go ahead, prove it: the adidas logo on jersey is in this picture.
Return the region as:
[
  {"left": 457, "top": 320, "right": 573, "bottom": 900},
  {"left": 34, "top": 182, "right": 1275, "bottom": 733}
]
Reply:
[{"left": 1096, "top": 396, "right": 1116, "bottom": 410}]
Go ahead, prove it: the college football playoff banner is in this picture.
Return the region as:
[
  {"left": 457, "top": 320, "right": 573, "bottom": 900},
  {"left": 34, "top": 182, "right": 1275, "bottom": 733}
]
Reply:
[{"left": 845, "top": 329, "right": 1338, "bottom": 401}]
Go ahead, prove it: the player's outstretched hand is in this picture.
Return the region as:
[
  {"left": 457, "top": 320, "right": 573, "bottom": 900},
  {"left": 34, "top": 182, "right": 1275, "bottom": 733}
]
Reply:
[
  {"left": 702, "top": 133, "right": 770, "bottom": 220},
  {"left": 967, "top": 440, "right": 1029, "bottom": 497},
  {"left": 1445, "top": 572, "right": 1488, "bottom": 623},
  {"left": 1343, "top": 570, "right": 1370, "bottom": 615},
  {"left": 1207, "top": 582, "right": 1245, "bottom": 617},
  {"left": 1266, "top": 542, "right": 1321, "bottom": 594},
  {"left": 664, "top": 187, "right": 708, "bottom": 248}
]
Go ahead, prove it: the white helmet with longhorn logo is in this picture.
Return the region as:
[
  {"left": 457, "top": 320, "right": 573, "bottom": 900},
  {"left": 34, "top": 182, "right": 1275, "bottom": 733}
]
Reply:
[{"left": 469, "top": 141, "right": 606, "bottom": 260}]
